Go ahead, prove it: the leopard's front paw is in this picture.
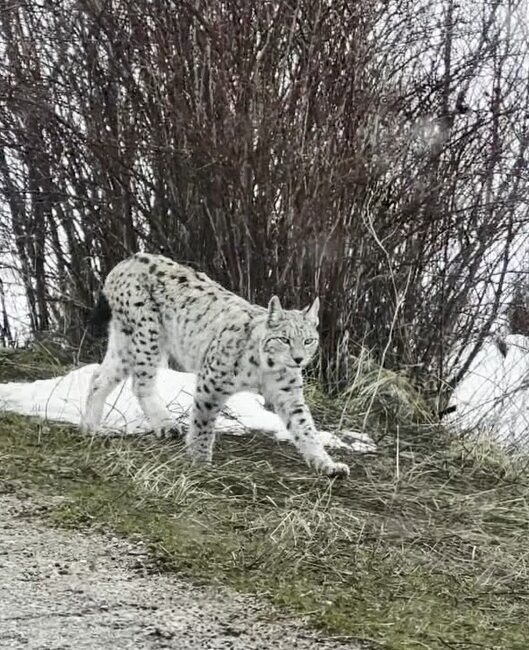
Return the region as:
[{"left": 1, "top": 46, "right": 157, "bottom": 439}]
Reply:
[
  {"left": 185, "top": 450, "right": 213, "bottom": 465},
  {"left": 80, "top": 416, "right": 97, "bottom": 435},
  {"left": 308, "top": 453, "right": 350, "bottom": 478},
  {"left": 155, "top": 421, "right": 184, "bottom": 440},
  {"left": 325, "top": 461, "right": 350, "bottom": 479},
  {"left": 327, "top": 463, "right": 350, "bottom": 478}
]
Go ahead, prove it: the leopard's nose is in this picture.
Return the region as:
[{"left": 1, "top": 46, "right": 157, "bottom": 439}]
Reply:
[{"left": 293, "top": 356, "right": 303, "bottom": 365}]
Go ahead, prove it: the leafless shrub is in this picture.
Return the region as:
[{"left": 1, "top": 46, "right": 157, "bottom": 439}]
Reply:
[{"left": 1, "top": 0, "right": 528, "bottom": 390}]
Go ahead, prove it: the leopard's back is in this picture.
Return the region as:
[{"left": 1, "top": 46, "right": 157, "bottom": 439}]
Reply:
[{"left": 103, "top": 253, "right": 262, "bottom": 372}]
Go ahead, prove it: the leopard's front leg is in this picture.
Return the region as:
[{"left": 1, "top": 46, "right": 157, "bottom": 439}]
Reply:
[
  {"left": 185, "top": 365, "right": 233, "bottom": 463},
  {"left": 264, "top": 372, "right": 349, "bottom": 478}
]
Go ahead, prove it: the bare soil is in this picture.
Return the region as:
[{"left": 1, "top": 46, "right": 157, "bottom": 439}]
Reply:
[{"left": 0, "top": 492, "right": 358, "bottom": 650}]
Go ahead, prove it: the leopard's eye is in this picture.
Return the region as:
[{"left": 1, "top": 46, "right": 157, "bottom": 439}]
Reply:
[
  {"left": 277, "top": 337, "right": 290, "bottom": 344},
  {"left": 304, "top": 338, "right": 316, "bottom": 346}
]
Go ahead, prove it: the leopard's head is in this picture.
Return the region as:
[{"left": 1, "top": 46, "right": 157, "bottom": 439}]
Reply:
[{"left": 260, "top": 296, "right": 320, "bottom": 371}]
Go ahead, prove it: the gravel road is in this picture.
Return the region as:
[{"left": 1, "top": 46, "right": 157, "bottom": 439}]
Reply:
[{"left": 0, "top": 492, "right": 359, "bottom": 650}]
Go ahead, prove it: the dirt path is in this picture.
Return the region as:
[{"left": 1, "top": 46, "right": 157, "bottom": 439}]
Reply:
[{"left": 0, "top": 493, "right": 358, "bottom": 650}]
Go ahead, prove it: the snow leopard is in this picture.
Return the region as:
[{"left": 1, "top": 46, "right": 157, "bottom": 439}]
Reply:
[{"left": 82, "top": 253, "right": 349, "bottom": 478}]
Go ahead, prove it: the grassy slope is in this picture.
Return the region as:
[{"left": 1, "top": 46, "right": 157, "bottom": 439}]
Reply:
[{"left": 1, "top": 346, "right": 528, "bottom": 649}]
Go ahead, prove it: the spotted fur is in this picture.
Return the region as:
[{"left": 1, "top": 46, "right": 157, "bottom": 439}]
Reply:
[{"left": 81, "top": 253, "right": 349, "bottom": 477}]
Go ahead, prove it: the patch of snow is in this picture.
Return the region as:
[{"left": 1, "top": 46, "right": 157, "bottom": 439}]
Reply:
[
  {"left": 0, "top": 365, "right": 376, "bottom": 454},
  {"left": 447, "top": 335, "right": 529, "bottom": 450}
]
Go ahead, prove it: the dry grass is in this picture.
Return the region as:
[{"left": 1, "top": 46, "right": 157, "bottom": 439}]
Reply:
[
  {"left": 0, "top": 342, "right": 75, "bottom": 381},
  {"left": 1, "top": 348, "right": 528, "bottom": 649}
]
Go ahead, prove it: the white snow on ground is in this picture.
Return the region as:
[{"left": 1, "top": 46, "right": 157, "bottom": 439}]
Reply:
[
  {"left": 0, "top": 364, "right": 376, "bottom": 454},
  {"left": 447, "top": 334, "right": 529, "bottom": 451},
  {"left": 3, "top": 336, "right": 529, "bottom": 453}
]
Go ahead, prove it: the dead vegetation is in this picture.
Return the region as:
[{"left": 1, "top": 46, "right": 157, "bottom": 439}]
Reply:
[{"left": 2, "top": 1, "right": 529, "bottom": 387}]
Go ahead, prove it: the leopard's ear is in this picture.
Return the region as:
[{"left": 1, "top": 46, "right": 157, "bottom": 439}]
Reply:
[
  {"left": 303, "top": 297, "right": 320, "bottom": 324},
  {"left": 267, "top": 295, "right": 283, "bottom": 326}
]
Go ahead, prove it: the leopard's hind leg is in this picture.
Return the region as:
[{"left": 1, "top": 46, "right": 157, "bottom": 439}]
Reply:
[
  {"left": 81, "top": 320, "right": 131, "bottom": 433},
  {"left": 130, "top": 315, "right": 177, "bottom": 437}
]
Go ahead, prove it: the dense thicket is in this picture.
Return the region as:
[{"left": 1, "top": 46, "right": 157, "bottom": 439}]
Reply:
[{"left": 1, "top": 0, "right": 528, "bottom": 387}]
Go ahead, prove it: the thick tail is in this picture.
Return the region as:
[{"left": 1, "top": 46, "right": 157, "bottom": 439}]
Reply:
[{"left": 88, "top": 293, "right": 112, "bottom": 337}]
